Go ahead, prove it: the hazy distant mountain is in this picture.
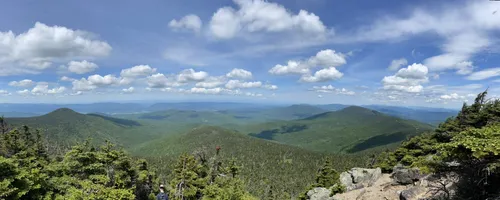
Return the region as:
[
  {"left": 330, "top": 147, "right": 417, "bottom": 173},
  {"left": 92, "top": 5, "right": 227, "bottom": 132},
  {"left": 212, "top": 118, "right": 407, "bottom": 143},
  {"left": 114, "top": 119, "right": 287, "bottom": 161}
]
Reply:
[
  {"left": 245, "top": 106, "right": 434, "bottom": 153},
  {"left": 364, "top": 105, "right": 458, "bottom": 125}
]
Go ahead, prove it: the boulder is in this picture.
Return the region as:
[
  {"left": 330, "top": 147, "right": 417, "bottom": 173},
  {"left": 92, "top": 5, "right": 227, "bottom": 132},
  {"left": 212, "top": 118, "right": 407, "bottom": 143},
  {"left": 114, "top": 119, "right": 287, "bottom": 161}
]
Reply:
[
  {"left": 306, "top": 187, "right": 339, "bottom": 200},
  {"left": 340, "top": 167, "right": 382, "bottom": 191},
  {"left": 399, "top": 186, "right": 425, "bottom": 200},
  {"left": 392, "top": 164, "right": 421, "bottom": 185}
]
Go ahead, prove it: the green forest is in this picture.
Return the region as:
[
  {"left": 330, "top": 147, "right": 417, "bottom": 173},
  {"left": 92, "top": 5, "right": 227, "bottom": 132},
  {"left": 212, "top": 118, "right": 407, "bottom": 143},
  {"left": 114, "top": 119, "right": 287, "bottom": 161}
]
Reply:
[{"left": 1, "top": 91, "right": 500, "bottom": 199}]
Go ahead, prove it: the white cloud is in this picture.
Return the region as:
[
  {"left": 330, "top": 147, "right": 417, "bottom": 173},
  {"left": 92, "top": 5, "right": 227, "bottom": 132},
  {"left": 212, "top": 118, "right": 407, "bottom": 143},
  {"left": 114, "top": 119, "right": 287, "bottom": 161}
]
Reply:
[
  {"left": 299, "top": 67, "right": 343, "bottom": 83},
  {"left": 263, "top": 84, "right": 278, "bottom": 90},
  {"left": 382, "top": 63, "right": 428, "bottom": 93},
  {"left": 0, "top": 90, "right": 9, "bottom": 95},
  {"left": 388, "top": 58, "right": 407, "bottom": 71},
  {"left": 311, "top": 85, "right": 355, "bottom": 95},
  {"left": 70, "top": 91, "right": 83, "bottom": 96},
  {"left": 120, "top": 65, "right": 157, "bottom": 77},
  {"left": 8, "top": 79, "right": 34, "bottom": 87},
  {"left": 352, "top": 1, "right": 499, "bottom": 74},
  {"left": 176, "top": 69, "right": 209, "bottom": 83},
  {"left": 71, "top": 74, "right": 130, "bottom": 91},
  {"left": 122, "top": 87, "right": 134, "bottom": 93},
  {"left": 87, "top": 74, "right": 120, "bottom": 86},
  {"left": 209, "top": 0, "right": 327, "bottom": 39},
  {"left": 17, "top": 89, "right": 30, "bottom": 95},
  {"left": 244, "top": 92, "right": 263, "bottom": 97},
  {"left": 466, "top": 67, "right": 500, "bottom": 80},
  {"left": 226, "top": 68, "right": 252, "bottom": 79},
  {"left": 0, "top": 22, "right": 111, "bottom": 76},
  {"left": 440, "top": 93, "right": 465, "bottom": 100},
  {"left": 195, "top": 76, "right": 226, "bottom": 88},
  {"left": 147, "top": 73, "right": 182, "bottom": 88},
  {"left": 269, "top": 49, "right": 346, "bottom": 75},
  {"left": 189, "top": 87, "right": 225, "bottom": 95},
  {"left": 225, "top": 80, "right": 262, "bottom": 89},
  {"left": 30, "top": 82, "right": 66, "bottom": 95},
  {"left": 60, "top": 76, "right": 75, "bottom": 82},
  {"left": 169, "top": 14, "right": 202, "bottom": 33},
  {"left": 47, "top": 86, "right": 66, "bottom": 94},
  {"left": 66, "top": 60, "right": 98, "bottom": 74}
]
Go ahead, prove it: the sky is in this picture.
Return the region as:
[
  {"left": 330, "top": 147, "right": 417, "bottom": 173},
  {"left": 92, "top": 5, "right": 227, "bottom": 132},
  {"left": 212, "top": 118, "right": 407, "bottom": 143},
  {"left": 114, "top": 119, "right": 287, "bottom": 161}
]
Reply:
[{"left": 0, "top": 0, "right": 499, "bottom": 108}]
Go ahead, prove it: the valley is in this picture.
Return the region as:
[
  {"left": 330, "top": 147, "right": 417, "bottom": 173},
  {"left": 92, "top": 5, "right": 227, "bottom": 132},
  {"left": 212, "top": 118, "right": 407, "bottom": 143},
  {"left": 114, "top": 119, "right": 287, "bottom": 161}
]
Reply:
[{"left": 1, "top": 102, "right": 451, "bottom": 198}]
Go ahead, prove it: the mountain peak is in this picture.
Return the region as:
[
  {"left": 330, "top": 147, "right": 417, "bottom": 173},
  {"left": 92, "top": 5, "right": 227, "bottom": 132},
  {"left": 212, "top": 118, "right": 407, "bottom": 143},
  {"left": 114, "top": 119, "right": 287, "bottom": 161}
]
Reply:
[
  {"left": 339, "top": 106, "right": 377, "bottom": 113},
  {"left": 46, "top": 108, "right": 80, "bottom": 115}
]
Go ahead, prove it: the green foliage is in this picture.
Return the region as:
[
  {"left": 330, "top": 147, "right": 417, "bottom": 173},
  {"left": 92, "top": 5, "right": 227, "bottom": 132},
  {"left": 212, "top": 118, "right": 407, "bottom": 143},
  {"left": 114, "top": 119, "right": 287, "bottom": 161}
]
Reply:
[
  {"left": 139, "top": 126, "right": 368, "bottom": 199},
  {"left": 169, "top": 150, "right": 255, "bottom": 200},
  {"left": 0, "top": 122, "right": 155, "bottom": 200},
  {"left": 299, "top": 159, "right": 345, "bottom": 199},
  {"left": 377, "top": 91, "right": 500, "bottom": 199}
]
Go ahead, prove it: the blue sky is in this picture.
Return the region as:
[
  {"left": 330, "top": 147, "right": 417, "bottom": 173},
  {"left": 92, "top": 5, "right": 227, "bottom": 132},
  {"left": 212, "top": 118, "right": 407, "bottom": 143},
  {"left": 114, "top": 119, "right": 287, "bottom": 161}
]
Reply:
[{"left": 0, "top": 0, "right": 499, "bottom": 108}]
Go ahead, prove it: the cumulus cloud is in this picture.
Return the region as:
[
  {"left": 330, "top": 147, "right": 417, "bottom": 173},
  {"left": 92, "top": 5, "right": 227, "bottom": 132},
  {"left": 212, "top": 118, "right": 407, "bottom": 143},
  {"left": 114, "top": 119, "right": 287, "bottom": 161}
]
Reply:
[
  {"left": 169, "top": 14, "right": 202, "bottom": 33},
  {"left": 66, "top": 60, "right": 98, "bottom": 74},
  {"left": 147, "top": 73, "right": 182, "bottom": 88},
  {"left": 225, "top": 80, "right": 262, "bottom": 89},
  {"left": 311, "top": 85, "right": 355, "bottom": 95},
  {"left": 189, "top": 87, "right": 225, "bottom": 95},
  {"left": 17, "top": 89, "right": 30, "bottom": 95},
  {"left": 122, "top": 87, "right": 134, "bottom": 93},
  {"left": 71, "top": 74, "right": 130, "bottom": 91},
  {"left": 226, "top": 68, "right": 252, "bottom": 79},
  {"left": 177, "top": 69, "right": 209, "bottom": 82},
  {"left": 120, "top": 65, "right": 157, "bottom": 77},
  {"left": 466, "top": 67, "right": 500, "bottom": 80},
  {"left": 388, "top": 58, "right": 407, "bottom": 71},
  {"left": 382, "top": 63, "right": 428, "bottom": 93},
  {"left": 195, "top": 76, "right": 226, "bottom": 88},
  {"left": 8, "top": 79, "right": 34, "bottom": 87},
  {"left": 0, "top": 90, "right": 10, "bottom": 95},
  {"left": 270, "top": 49, "right": 346, "bottom": 82},
  {"left": 60, "top": 76, "right": 75, "bottom": 82},
  {"left": 0, "top": 22, "right": 111, "bottom": 76},
  {"left": 30, "top": 82, "right": 66, "bottom": 95},
  {"left": 209, "top": 0, "right": 327, "bottom": 39},
  {"left": 440, "top": 93, "right": 466, "bottom": 100},
  {"left": 299, "top": 67, "right": 343, "bottom": 83},
  {"left": 269, "top": 49, "right": 346, "bottom": 75},
  {"left": 263, "top": 84, "right": 278, "bottom": 90}
]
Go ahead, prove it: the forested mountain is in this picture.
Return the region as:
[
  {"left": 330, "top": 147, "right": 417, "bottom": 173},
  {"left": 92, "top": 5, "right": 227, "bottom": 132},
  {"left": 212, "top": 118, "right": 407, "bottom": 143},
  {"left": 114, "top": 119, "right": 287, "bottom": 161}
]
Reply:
[
  {"left": 5, "top": 108, "right": 151, "bottom": 149},
  {"left": 134, "top": 126, "right": 370, "bottom": 199},
  {"left": 245, "top": 106, "right": 434, "bottom": 153}
]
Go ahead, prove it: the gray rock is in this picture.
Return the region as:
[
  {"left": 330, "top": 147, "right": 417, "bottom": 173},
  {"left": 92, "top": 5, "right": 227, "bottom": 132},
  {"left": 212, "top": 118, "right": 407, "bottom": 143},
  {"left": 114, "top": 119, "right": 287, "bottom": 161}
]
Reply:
[
  {"left": 306, "top": 187, "right": 336, "bottom": 200},
  {"left": 392, "top": 165, "right": 421, "bottom": 185},
  {"left": 399, "top": 186, "right": 425, "bottom": 200},
  {"left": 339, "top": 167, "right": 382, "bottom": 191}
]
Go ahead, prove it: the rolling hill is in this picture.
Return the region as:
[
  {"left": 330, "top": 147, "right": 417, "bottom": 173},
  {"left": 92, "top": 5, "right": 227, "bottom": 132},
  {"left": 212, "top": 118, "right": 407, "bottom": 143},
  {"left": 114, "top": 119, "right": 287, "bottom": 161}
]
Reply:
[
  {"left": 243, "top": 106, "right": 434, "bottom": 153},
  {"left": 134, "top": 126, "right": 369, "bottom": 199}
]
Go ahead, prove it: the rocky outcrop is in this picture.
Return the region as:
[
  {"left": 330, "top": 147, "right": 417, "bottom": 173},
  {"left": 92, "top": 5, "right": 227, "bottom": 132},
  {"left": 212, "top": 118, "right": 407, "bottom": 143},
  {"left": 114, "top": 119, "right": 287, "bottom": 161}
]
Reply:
[
  {"left": 306, "top": 187, "right": 335, "bottom": 200},
  {"left": 306, "top": 166, "right": 458, "bottom": 200},
  {"left": 391, "top": 164, "right": 421, "bottom": 185},
  {"left": 339, "top": 167, "right": 382, "bottom": 191}
]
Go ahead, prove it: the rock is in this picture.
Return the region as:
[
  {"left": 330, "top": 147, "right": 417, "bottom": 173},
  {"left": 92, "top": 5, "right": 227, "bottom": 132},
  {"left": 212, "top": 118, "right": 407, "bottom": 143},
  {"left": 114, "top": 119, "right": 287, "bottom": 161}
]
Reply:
[
  {"left": 340, "top": 167, "right": 382, "bottom": 191},
  {"left": 399, "top": 186, "right": 425, "bottom": 200},
  {"left": 306, "top": 187, "right": 339, "bottom": 200},
  {"left": 392, "top": 165, "right": 421, "bottom": 185}
]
